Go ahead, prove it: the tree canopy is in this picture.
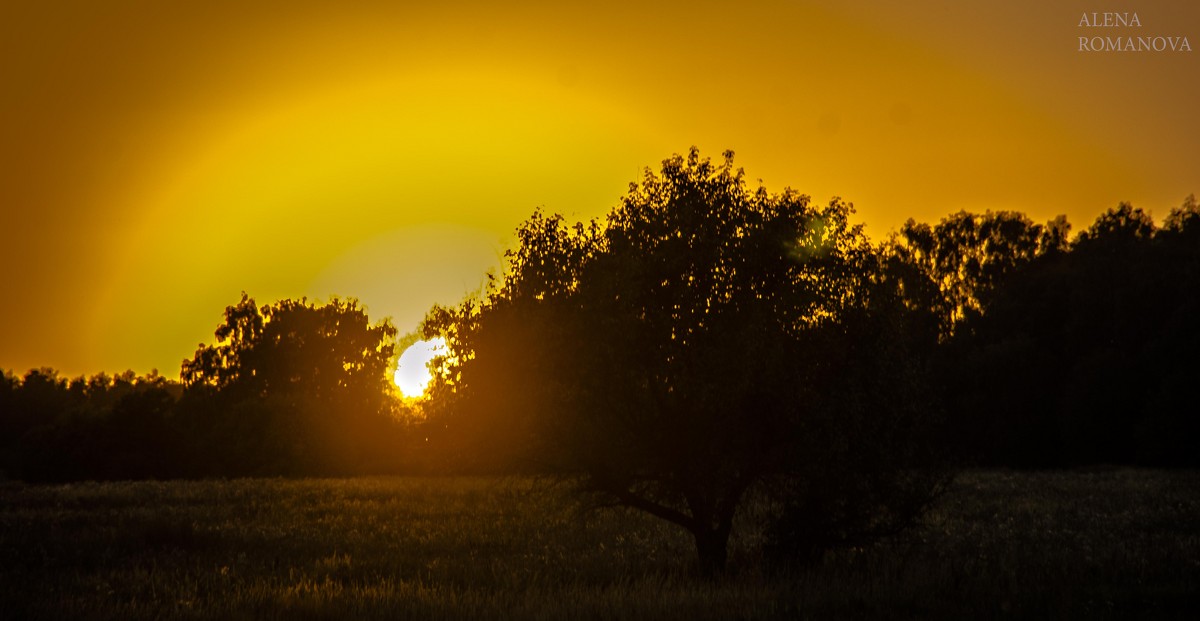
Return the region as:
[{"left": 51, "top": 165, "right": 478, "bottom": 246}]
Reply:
[
  {"left": 422, "top": 149, "right": 948, "bottom": 571},
  {"left": 937, "top": 197, "right": 1200, "bottom": 467},
  {"left": 887, "top": 210, "right": 1070, "bottom": 337},
  {"left": 180, "top": 294, "right": 403, "bottom": 475},
  {"left": 182, "top": 294, "right": 395, "bottom": 399}
]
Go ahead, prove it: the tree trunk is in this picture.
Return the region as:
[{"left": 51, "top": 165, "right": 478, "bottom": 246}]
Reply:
[{"left": 693, "top": 526, "right": 731, "bottom": 576}]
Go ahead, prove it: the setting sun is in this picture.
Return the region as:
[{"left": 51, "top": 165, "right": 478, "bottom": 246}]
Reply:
[
  {"left": 394, "top": 338, "right": 447, "bottom": 398},
  {"left": 0, "top": 2, "right": 1197, "bottom": 615}
]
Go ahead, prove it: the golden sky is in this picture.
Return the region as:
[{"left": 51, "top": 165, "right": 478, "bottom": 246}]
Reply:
[{"left": 2, "top": 0, "right": 1197, "bottom": 377}]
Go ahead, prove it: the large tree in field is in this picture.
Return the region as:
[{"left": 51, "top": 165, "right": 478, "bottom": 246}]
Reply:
[
  {"left": 423, "top": 150, "right": 947, "bottom": 572},
  {"left": 181, "top": 294, "right": 401, "bottom": 475}
]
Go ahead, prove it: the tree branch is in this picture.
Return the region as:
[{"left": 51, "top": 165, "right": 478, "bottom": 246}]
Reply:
[{"left": 609, "top": 486, "right": 696, "bottom": 532}]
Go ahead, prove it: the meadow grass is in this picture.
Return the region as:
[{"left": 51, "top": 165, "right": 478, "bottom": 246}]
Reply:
[{"left": 1, "top": 470, "right": 1196, "bottom": 619}]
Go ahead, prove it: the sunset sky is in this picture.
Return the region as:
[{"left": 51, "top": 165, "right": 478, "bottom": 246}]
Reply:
[{"left": 2, "top": 0, "right": 1197, "bottom": 378}]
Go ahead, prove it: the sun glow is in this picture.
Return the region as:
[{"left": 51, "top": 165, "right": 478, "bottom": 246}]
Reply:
[{"left": 394, "top": 338, "right": 447, "bottom": 398}]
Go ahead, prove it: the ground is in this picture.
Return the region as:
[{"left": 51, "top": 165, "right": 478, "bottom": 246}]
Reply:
[{"left": 1, "top": 470, "right": 1197, "bottom": 619}]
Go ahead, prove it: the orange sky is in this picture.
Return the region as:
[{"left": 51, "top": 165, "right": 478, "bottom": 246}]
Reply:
[{"left": 2, "top": 0, "right": 1197, "bottom": 378}]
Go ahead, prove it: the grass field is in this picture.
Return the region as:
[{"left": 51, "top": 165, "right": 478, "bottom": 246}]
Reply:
[{"left": 1, "top": 470, "right": 1197, "bottom": 619}]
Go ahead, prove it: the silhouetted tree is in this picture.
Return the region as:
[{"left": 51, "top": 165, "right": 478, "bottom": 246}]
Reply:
[
  {"left": 884, "top": 210, "right": 1080, "bottom": 466},
  {"left": 96, "top": 385, "right": 183, "bottom": 479},
  {"left": 2, "top": 370, "right": 185, "bottom": 482},
  {"left": 180, "top": 294, "right": 402, "bottom": 475},
  {"left": 889, "top": 210, "right": 1069, "bottom": 336},
  {"left": 945, "top": 198, "right": 1200, "bottom": 467},
  {"left": 0, "top": 370, "right": 16, "bottom": 474},
  {"left": 423, "top": 149, "right": 948, "bottom": 572},
  {"left": 1135, "top": 196, "right": 1200, "bottom": 464},
  {"left": 0, "top": 369, "right": 80, "bottom": 480},
  {"left": 1, "top": 370, "right": 57, "bottom": 438}
]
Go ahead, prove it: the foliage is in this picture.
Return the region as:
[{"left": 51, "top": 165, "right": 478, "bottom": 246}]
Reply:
[
  {"left": 180, "top": 294, "right": 404, "bottom": 476},
  {"left": 423, "top": 149, "right": 948, "bottom": 571},
  {"left": 0, "top": 295, "right": 409, "bottom": 481},
  {"left": 932, "top": 197, "right": 1200, "bottom": 467},
  {"left": 887, "top": 210, "right": 1069, "bottom": 337},
  {"left": 182, "top": 294, "right": 395, "bottom": 401},
  {"left": 0, "top": 369, "right": 184, "bottom": 482}
]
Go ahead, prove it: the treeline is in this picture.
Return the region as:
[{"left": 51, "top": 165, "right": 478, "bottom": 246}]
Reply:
[
  {"left": 0, "top": 369, "right": 186, "bottom": 481},
  {"left": 0, "top": 296, "right": 417, "bottom": 482},
  {"left": 0, "top": 197, "right": 1196, "bottom": 483},
  {"left": 915, "top": 200, "right": 1200, "bottom": 467},
  {"left": 417, "top": 196, "right": 1200, "bottom": 475}
]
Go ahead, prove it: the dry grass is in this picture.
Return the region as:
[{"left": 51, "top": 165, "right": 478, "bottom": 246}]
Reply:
[{"left": 1, "top": 470, "right": 1197, "bottom": 619}]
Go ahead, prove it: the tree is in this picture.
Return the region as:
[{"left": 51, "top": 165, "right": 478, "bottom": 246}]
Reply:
[
  {"left": 423, "top": 149, "right": 948, "bottom": 572},
  {"left": 181, "top": 294, "right": 401, "bottom": 475},
  {"left": 889, "top": 210, "right": 1069, "bottom": 336},
  {"left": 944, "top": 198, "right": 1200, "bottom": 467},
  {"left": 2, "top": 369, "right": 185, "bottom": 482}
]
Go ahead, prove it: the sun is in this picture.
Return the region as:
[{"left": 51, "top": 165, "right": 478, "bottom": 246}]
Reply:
[{"left": 393, "top": 337, "right": 447, "bottom": 398}]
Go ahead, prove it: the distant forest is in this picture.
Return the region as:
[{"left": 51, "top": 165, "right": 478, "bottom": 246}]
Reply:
[{"left": 2, "top": 165, "right": 1197, "bottom": 484}]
